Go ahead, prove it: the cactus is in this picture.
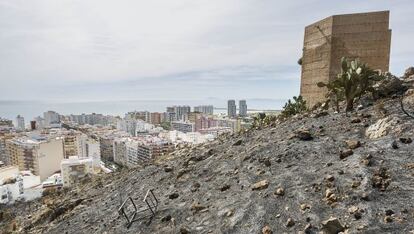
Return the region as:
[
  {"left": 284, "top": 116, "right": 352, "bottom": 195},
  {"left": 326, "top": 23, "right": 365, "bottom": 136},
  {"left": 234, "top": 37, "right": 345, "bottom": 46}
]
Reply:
[
  {"left": 280, "top": 95, "right": 307, "bottom": 118},
  {"left": 317, "top": 57, "right": 384, "bottom": 112}
]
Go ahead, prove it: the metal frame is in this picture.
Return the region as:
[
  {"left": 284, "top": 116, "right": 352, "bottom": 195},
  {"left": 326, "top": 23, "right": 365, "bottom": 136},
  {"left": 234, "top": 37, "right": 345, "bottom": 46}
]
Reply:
[{"left": 118, "top": 189, "right": 159, "bottom": 228}]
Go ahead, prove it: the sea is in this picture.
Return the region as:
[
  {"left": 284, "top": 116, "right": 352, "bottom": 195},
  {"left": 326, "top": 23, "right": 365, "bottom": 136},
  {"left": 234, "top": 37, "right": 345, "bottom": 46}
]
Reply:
[{"left": 0, "top": 99, "right": 285, "bottom": 122}]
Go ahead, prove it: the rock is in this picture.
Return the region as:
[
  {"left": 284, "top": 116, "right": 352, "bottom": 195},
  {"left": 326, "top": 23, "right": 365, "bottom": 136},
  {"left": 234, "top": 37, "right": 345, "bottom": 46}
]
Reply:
[
  {"left": 400, "top": 137, "right": 413, "bottom": 144},
  {"left": 325, "top": 189, "right": 334, "bottom": 198},
  {"left": 300, "top": 204, "right": 311, "bottom": 210},
  {"left": 180, "top": 227, "right": 190, "bottom": 234},
  {"left": 385, "top": 209, "right": 394, "bottom": 216},
  {"left": 384, "top": 216, "right": 393, "bottom": 223},
  {"left": 339, "top": 149, "right": 353, "bottom": 159},
  {"left": 354, "top": 211, "right": 362, "bottom": 220},
  {"left": 321, "top": 217, "right": 345, "bottom": 234},
  {"left": 372, "top": 168, "right": 391, "bottom": 191},
  {"left": 233, "top": 139, "right": 243, "bottom": 146},
  {"left": 274, "top": 187, "right": 285, "bottom": 196},
  {"left": 164, "top": 167, "right": 173, "bottom": 172},
  {"left": 252, "top": 180, "right": 269, "bottom": 191},
  {"left": 263, "top": 158, "right": 271, "bottom": 167},
  {"left": 285, "top": 218, "right": 295, "bottom": 227},
  {"left": 190, "top": 202, "right": 206, "bottom": 213},
  {"left": 325, "top": 175, "right": 335, "bottom": 182},
  {"left": 351, "top": 181, "right": 361, "bottom": 188},
  {"left": 392, "top": 140, "right": 399, "bottom": 149},
  {"left": 348, "top": 206, "right": 359, "bottom": 214},
  {"left": 161, "top": 215, "right": 172, "bottom": 222},
  {"left": 296, "top": 129, "right": 313, "bottom": 141},
  {"left": 345, "top": 140, "right": 361, "bottom": 149},
  {"left": 262, "top": 225, "right": 273, "bottom": 234},
  {"left": 168, "top": 193, "right": 179, "bottom": 200},
  {"left": 373, "top": 75, "right": 405, "bottom": 98},
  {"left": 220, "top": 184, "right": 231, "bottom": 192},
  {"left": 404, "top": 67, "right": 414, "bottom": 78},
  {"left": 225, "top": 210, "right": 233, "bottom": 217},
  {"left": 365, "top": 116, "right": 401, "bottom": 139},
  {"left": 177, "top": 169, "right": 188, "bottom": 179},
  {"left": 351, "top": 118, "right": 362, "bottom": 123},
  {"left": 191, "top": 182, "right": 201, "bottom": 192},
  {"left": 303, "top": 223, "right": 312, "bottom": 234},
  {"left": 360, "top": 192, "right": 370, "bottom": 201}
]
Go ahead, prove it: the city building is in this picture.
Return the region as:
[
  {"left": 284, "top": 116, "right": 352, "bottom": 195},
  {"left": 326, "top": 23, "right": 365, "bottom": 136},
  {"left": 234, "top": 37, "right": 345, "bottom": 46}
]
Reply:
[
  {"left": 167, "top": 106, "right": 191, "bottom": 121},
  {"left": 15, "top": 115, "right": 25, "bottom": 131},
  {"left": 62, "top": 130, "right": 83, "bottom": 158},
  {"left": 43, "top": 111, "right": 60, "bottom": 127},
  {"left": 150, "top": 112, "right": 162, "bottom": 125},
  {"left": 127, "top": 137, "right": 173, "bottom": 167},
  {"left": 125, "top": 111, "right": 150, "bottom": 122},
  {"left": 0, "top": 132, "right": 15, "bottom": 165},
  {"left": 194, "top": 105, "right": 214, "bottom": 115},
  {"left": 227, "top": 100, "right": 237, "bottom": 118},
  {"left": 239, "top": 100, "right": 247, "bottom": 117},
  {"left": 0, "top": 118, "right": 13, "bottom": 128},
  {"left": 0, "top": 167, "right": 41, "bottom": 204},
  {"left": 113, "top": 138, "right": 128, "bottom": 166},
  {"left": 61, "top": 156, "right": 93, "bottom": 187},
  {"left": 99, "top": 136, "right": 115, "bottom": 161},
  {"left": 300, "top": 11, "right": 392, "bottom": 107},
  {"left": 6, "top": 136, "right": 64, "bottom": 181},
  {"left": 171, "top": 121, "right": 195, "bottom": 133},
  {"left": 33, "top": 116, "right": 45, "bottom": 129},
  {"left": 68, "top": 113, "right": 116, "bottom": 126}
]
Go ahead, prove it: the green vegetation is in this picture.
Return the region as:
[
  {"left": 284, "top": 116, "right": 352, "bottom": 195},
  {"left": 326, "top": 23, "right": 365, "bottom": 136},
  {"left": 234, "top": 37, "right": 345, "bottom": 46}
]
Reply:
[
  {"left": 317, "top": 57, "right": 384, "bottom": 112},
  {"left": 160, "top": 122, "right": 171, "bottom": 130},
  {"left": 280, "top": 95, "right": 307, "bottom": 118}
]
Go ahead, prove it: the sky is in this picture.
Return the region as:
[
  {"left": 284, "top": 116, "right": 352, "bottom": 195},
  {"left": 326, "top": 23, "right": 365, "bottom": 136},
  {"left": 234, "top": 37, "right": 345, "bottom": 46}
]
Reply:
[{"left": 0, "top": 0, "right": 413, "bottom": 102}]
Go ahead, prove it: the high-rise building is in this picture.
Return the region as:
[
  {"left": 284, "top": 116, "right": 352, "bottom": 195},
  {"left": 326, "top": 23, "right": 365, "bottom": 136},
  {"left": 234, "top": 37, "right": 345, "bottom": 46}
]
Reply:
[
  {"left": 239, "top": 100, "right": 247, "bottom": 117},
  {"left": 150, "top": 112, "right": 162, "bottom": 125},
  {"left": 15, "top": 115, "right": 25, "bottom": 131},
  {"left": 227, "top": 100, "right": 237, "bottom": 118},
  {"left": 167, "top": 106, "right": 191, "bottom": 121},
  {"left": 6, "top": 136, "right": 64, "bottom": 181},
  {"left": 43, "top": 111, "right": 60, "bottom": 127},
  {"left": 300, "top": 11, "right": 392, "bottom": 107},
  {"left": 194, "top": 105, "right": 214, "bottom": 115}
]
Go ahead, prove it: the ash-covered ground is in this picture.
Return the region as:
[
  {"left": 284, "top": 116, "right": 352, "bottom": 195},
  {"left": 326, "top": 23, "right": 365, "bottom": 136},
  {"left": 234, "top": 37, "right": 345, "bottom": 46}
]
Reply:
[{"left": 2, "top": 88, "right": 414, "bottom": 234}]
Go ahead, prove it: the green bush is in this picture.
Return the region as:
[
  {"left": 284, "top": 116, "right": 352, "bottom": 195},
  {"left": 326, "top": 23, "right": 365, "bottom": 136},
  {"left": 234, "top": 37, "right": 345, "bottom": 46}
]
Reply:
[{"left": 280, "top": 96, "right": 307, "bottom": 118}]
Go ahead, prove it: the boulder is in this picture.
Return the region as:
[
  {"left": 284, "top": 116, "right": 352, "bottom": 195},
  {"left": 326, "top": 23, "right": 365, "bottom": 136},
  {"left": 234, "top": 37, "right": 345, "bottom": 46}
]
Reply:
[
  {"left": 321, "top": 217, "right": 345, "bottom": 234},
  {"left": 252, "top": 180, "right": 269, "bottom": 190},
  {"left": 373, "top": 75, "right": 406, "bottom": 98},
  {"left": 403, "top": 67, "right": 414, "bottom": 78},
  {"left": 345, "top": 140, "right": 361, "bottom": 149},
  {"left": 262, "top": 225, "right": 273, "bottom": 234},
  {"left": 296, "top": 129, "right": 313, "bottom": 141},
  {"left": 365, "top": 116, "right": 400, "bottom": 139}
]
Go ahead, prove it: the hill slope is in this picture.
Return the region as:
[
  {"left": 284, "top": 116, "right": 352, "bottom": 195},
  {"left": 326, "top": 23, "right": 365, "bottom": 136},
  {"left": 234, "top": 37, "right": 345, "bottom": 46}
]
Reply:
[{"left": 2, "top": 95, "right": 414, "bottom": 234}]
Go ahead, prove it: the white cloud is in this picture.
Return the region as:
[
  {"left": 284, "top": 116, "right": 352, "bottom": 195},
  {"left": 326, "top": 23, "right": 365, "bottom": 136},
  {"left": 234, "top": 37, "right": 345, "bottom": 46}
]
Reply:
[{"left": 0, "top": 0, "right": 413, "bottom": 100}]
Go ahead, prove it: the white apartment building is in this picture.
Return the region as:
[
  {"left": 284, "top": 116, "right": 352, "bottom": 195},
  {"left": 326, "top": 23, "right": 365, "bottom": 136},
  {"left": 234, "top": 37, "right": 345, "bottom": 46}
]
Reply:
[
  {"left": 43, "top": 111, "right": 60, "bottom": 127},
  {"left": 171, "top": 121, "right": 195, "bottom": 133},
  {"left": 61, "top": 156, "right": 93, "bottom": 187},
  {"left": 194, "top": 105, "right": 214, "bottom": 115},
  {"left": 15, "top": 115, "right": 25, "bottom": 131}
]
